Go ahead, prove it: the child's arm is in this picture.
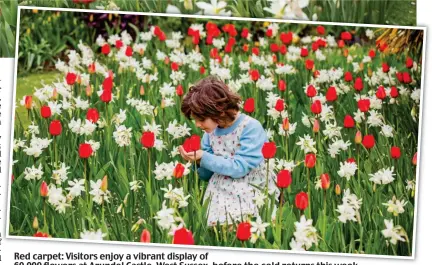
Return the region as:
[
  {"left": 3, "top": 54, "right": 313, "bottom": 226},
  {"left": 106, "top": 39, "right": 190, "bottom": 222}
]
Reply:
[
  {"left": 196, "top": 133, "right": 214, "bottom": 181},
  {"left": 199, "top": 119, "right": 267, "bottom": 179}
]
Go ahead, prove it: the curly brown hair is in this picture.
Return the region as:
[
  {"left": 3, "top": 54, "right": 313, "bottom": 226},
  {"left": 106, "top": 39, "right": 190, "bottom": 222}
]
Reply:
[{"left": 181, "top": 76, "right": 241, "bottom": 125}]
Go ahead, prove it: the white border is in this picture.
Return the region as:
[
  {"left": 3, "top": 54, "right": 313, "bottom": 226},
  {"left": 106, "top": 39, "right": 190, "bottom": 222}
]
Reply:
[{"left": 6, "top": 5, "right": 427, "bottom": 261}]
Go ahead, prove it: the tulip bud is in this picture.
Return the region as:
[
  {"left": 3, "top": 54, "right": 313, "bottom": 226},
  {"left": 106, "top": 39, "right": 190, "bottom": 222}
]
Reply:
[
  {"left": 52, "top": 87, "right": 58, "bottom": 100},
  {"left": 24, "top": 95, "right": 33, "bottom": 110},
  {"left": 313, "top": 119, "right": 320, "bottom": 133},
  {"left": 161, "top": 98, "right": 166, "bottom": 109},
  {"left": 140, "top": 229, "right": 151, "bottom": 243},
  {"left": 282, "top": 117, "right": 289, "bottom": 131},
  {"left": 367, "top": 67, "right": 373, "bottom": 77},
  {"left": 40, "top": 181, "right": 49, "bottom": 197},
  {"left": 32, "top": 216, "right": 39, "bottom": 230},
  {"left": 140, "top": 85, "right": 145, "bottom": 96},
  {"left": 86, "top": 85, "right": 92, "bottom": 97},
  {"left": 355, "top": 131, "right": 362, "bottom": 144},
  {"left": 321, "top": 173, "right": 330, "bottom": 190},
  {"left": 343, "top": 48, "right": 349, "bottom": 57},
  {"left": 101, "top": 175, "right": 108, "bottom": 192},
  {"left": 173, "top": 163, "right": 185, "bottom": 179},
  {"left": 412, "top": 152, "right": 417, "bottom": 166},
  {"left": 335, "top": 184, "right": 341, "bottom": 195}
]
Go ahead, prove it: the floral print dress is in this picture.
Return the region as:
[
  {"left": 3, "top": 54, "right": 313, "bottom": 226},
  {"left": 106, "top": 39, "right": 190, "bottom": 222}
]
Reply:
[{"left": 203, "top": 115, "right": 279, "bottom": 226}]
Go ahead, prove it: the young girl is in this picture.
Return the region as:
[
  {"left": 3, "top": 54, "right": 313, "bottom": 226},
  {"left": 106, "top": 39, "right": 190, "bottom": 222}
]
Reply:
[{"left": 179, "top": 76, "right": 279, "bottom": 226}]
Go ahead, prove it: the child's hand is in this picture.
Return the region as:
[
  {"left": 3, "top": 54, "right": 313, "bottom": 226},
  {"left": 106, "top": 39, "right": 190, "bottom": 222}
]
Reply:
[{"left": 178, "top": 146, "right": 203, "bottom": 162}]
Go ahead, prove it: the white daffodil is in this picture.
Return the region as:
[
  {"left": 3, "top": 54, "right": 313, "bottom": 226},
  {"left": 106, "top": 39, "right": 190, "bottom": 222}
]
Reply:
[{"left": 196, "top": 0, "right": 232, "bottom": 16}]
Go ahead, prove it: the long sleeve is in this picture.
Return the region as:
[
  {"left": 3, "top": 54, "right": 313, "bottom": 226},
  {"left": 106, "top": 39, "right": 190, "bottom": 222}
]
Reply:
[
  {"left": 197, "top": 133, "right": 214, "bottom": 181},
  {"left": 200, "top": 119, "right": 267, "bottom": 179}
]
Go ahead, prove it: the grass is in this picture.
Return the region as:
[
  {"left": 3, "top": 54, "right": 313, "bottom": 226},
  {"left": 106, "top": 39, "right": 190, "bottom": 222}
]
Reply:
[{"left": 16, "top": 71, "right": 62, "bottom": 127}]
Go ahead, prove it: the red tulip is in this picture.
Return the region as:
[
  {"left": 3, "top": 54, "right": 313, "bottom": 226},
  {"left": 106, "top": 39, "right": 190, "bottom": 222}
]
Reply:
[
  {"left": 390, "top": 86, "right": 399, "bottom": 98},
  {"left": 102, "top": 76, "right": 113, "bottom": 91},
  {"left": 305, "top": 153, "right": 316, "bottom": 168},
  {"left": 362, "top": 135, "right": 375, "bottom": 149},
  {"left": 227, "top": 37, "right": 236, "bottom": 47},
  {"left": 86, "top": 108, "right": 99, "bottom": 123},
  {"left": 280, "top": 32, "right": 293, "bottom": 44},
  {"left": 173, "top": 228, "right": 194, "bottom": 245},
  {"left": 270, "top": 43, "right": 279, "bottom": 53},
  {"left": 412, "top": 152, "right": 417, "bottom": 166},
  {"left": 100, "top": 89, "right": 112, "bottom": 103},
  {"left": 306, "top": 85, "right": 317, "bottom": 97},
  {"left": 241, "top": 28, "right": 249, "bottom": 38},
  {"left": 49, "top": 120, "right": 62, "bottom": 136},
  {"left": 406, "top": 57, "right": 413, "bottom": 69},
  {"left": 403, "top": 72, "right": 412, "bottom": 84},
  {"left": 295, "top": 192, "right": 309, "bottom": 210},
  {"left": 34, "top": 232, "right": 49, "bottom": 237},
  {"left": 141, "top": 131, "right": 155, "bottom": 149},
  {"left": 354, "top": 77, "right": 363, "bottom": 91},
  {"left": 200, "top": 66, "right": 206, "bottom": 75},
  {"left": 66, "top": 72, "right": 77, "bottom": 85},
  {"left": 338, "top": 40, "right": 345, "bottom": 48},
  {"left": 311, "top": 42, "right": 319, "bottom": 52},
  {"left": 173, "top": 163, "right": 185, "bottom": 179},
  {"left": 279, "top": 44, "right": 287, "bottom": 54},
  {"left": 340, "top": 31, "right": 352, "bottom": 41},
  {"left": 125, "top": 46, "right": 133, "bottom": 57},
  {"left": 140, "top": 229, "right": 151, "bottom": 243},
  {"left": 326, "top": 86, "right": 338, "bottom": 102},
  {"left": 305, "top": 59, "right": 314, "bottom": 70},
  {"left": 266, "top": 28, "right": 273, "bottom": 37},
  {"left": 357, "top": 99, "right": 370, "bottom": 112},
  {"left": 278, "top": 80, "right": 286, "bottom": 91},
  {"left": 369, "top": 49, "right": 376, "bottom": 58},
  {"left": 115, "top": 39, "right": 123, "bottom": 49},
  {"left": 236, "top": 222, "right": 251, "bottom": 241},
  {"left": 243, "top": 98, "right": 255, "bottom": 113},
  {"left": 261, "top": 142, "right": 277, "bottom": 159},
  {"left": 390, "top": 146, "right": 401, "bottom": 159},
  {"left": 40, "top": 181, "right": 49, "bottom": 197},
  {"left": 40, "top": 105, "right": 51, "bottom": 119},
  {"left": 376, "top": 86, "right": 387, "bottom": 100},
  {"left": 276, "top": 170, "right": 292, "bottom": 188},
  {"left": 183, "top": 135, "right": 201, "bottom": 153},
  {"left": 320, "top": 173, "right": 330, "bottom": 190},
  {"left": 171, "top": 62, "right": 179, "bottom": 71},
  {"left": 79, "top": 143, "right": 93, "bottom": 158},
  {"left": 252, "top": 47, "right": 260, "bottom": 56},
  {"left": 311, "top": 100, "right": 322, "bottom": 114},
  {"left": 382, "top": 63, "right": 390, "bottom": 73},
  {"left": 24, "top": 95, "right": 33, "bottom": 109},
  {"left": 344, "top": 72, "right": 353, "bottom": 82},
  {"left": 346, "top": 157, "right": 356, "bottom": 164},
  {"left": 249, "top": 69, "right": 260, "bottom": 81},
  {"left": 396, "top": 72, "right": 404, "bottom": 82},
  {"left": 176, "top": 85, "right": 184, "bottom": 97},
  {"left": 274, "top": 99, "right": 284, "bottom": 112},
  {"left": 316, "top": 26, "right": 325, "bottom": 35},
  {"left": 378, "top": 41, "right": 388, "bottom": 52},
  {"left": 101, "top": 43, "right": 111, "bottom": 55},
  {"left": 300, "top": 47, "right": 309, "bottom": 57},
  {"left": 344, "top": 115, "right": 355, "bottom": 128},
  {"left": 242, "top": 44, "right": 249, "bottom": 52}
]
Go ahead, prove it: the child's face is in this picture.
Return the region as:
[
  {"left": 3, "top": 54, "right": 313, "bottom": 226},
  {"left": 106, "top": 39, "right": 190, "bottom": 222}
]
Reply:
[{"left": 192, "top": 116, "right": 219, "bottom": 133}]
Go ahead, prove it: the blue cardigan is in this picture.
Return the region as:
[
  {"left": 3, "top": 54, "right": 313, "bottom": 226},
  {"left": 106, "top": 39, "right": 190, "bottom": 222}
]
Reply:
[{"left": 197, "top": 113, "right": 268, "bottom": 181}]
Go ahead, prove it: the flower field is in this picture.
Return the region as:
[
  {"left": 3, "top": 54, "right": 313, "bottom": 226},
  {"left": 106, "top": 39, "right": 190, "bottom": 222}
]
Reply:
[{"left": 9, "top": 10, "right": 423, "bottom": 256}]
